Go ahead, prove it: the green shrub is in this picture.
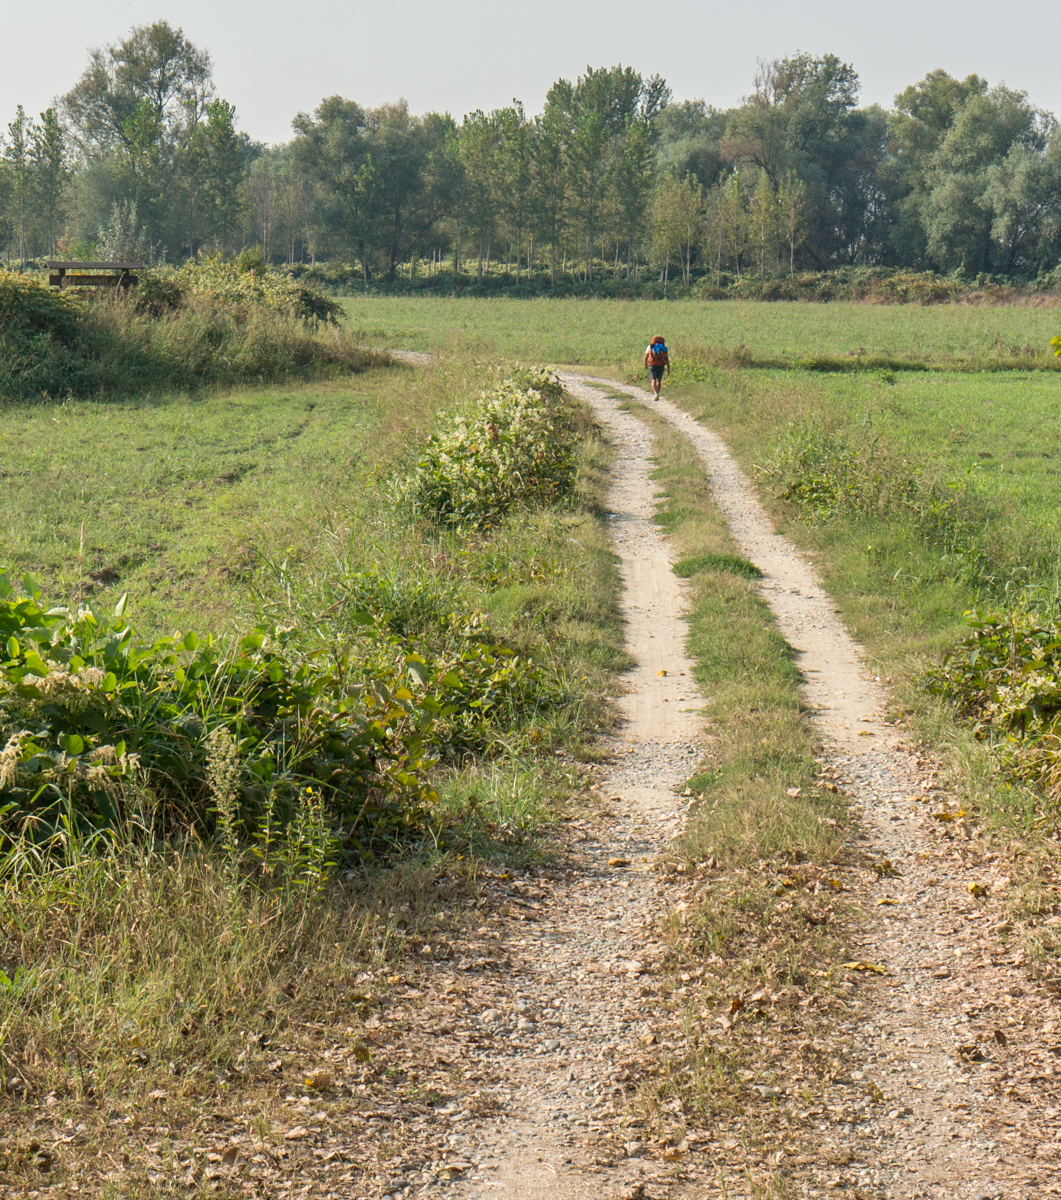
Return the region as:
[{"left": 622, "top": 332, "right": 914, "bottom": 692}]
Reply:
[
  {"left": 0, "top": 270, "right": 83, "bottom": 340},
  {"left": 139, "top": 255, "right": 342, "bottom": 325},
  {"left": 0, "top": 572, "right": 559, "bottom": 859},
  {"left": 0, "top": 264, "right": 369, "bottom": 400},
  {"left": 405, "top": 368, "right": 580, "bottom": 529},
  {"left": 925, "top": 607, "right": 1061, "bottom": 810}
]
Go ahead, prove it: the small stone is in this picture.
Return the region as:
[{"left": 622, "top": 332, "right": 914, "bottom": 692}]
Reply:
[
  {"left": 752, "top": 1085, "right": 780, "bottom": 1099},
  {"left": 480, "top": 1009, "right": 501, "bottom": 1025},
  {"left": 543, "top": 1039, "right": 561, "bottom": 1051},
  {"left": 517, "top": 1019, "right": 538, "bottom": 1033}
]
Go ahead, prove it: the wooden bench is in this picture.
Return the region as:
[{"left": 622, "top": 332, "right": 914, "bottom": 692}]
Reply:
[{"left": 47, "top": 261, "right": 141, "bottom": 290}]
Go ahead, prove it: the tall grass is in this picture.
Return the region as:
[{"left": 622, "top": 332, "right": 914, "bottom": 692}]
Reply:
[{"left": 0, "top": 268, "right": 382, "bottom": 402}]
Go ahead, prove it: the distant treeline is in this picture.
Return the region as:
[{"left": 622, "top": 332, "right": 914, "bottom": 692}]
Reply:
[{"left": 4, "top": 20, "right": 1061, "bottom": 290}]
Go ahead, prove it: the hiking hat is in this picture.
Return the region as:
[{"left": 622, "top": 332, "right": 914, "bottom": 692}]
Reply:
[{"left": 652, "top": 335, "right": 665, "bottom": 343}]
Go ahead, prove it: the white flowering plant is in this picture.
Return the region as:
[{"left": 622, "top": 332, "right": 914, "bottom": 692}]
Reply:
[{"left": 405, "top": 368, "right": 580, "bottom": 530}]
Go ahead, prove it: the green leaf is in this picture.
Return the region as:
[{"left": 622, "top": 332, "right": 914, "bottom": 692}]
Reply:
[
  {"left": 22, "top": 574, "right": 41, "bottom": 600},
  {"left": 5, "top": 636, "right": 18, "bottom": 659},
  {"left": 62, "top": 733, "right": 85, "bottom": 756},
  {"left": 183, "top": 631, "right": 199, "bottom": 651},
  {"left": 23, "top": 651, "right": 47, "bottom": 675},
  {"left": 114, "top": 592, "right": 129, "bottom": 617}
]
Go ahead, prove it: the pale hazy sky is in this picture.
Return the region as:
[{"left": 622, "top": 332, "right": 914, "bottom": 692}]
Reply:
[{"left": 5, "top": 0, "right": 1061, "bottom": 145}]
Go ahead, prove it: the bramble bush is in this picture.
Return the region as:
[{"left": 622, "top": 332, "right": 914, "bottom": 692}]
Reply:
[{"left": 405, "top": 368, "right": 581, "bottom": 529}]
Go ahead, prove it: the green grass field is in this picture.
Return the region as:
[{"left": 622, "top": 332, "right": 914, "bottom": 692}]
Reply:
[
  {"left": 0, "top": 368, "right": 438, "bottom": 635},
  {"left": 344, "top": 294, "right": 1061, "bottom": 370}
]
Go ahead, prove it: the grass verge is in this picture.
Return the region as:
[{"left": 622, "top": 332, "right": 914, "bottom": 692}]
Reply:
[{"left": 664, "top": 366, "right": 1061, "bottom": 983}]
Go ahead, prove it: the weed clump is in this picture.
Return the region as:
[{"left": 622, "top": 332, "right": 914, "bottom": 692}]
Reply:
[
  {"left": 759, "top": 419, "right": 994, "bottom": 566},
  {"left": 405, "top": 368, "right": 580, "bottom": 529}
]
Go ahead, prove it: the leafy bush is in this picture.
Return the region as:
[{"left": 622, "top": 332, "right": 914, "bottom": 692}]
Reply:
[
  {"left": 405, "top": 368, "right": 580, "bottom": 529},
  {"left": 0, "top": 572, "right": 559, "bottom": 858},
  {"left": 926, "top": 607, "right": 1061, "bottom": 809},
  {"left": 0, "top": 270, "right": 83, "bottom": 340},
  {"left": 139, "top": 254, "right": 342, "bottom": 325}
]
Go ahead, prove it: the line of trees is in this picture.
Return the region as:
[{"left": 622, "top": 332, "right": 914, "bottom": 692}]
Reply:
[{"left": 4, "top": 20, "right": 1061, "bottom": 284}]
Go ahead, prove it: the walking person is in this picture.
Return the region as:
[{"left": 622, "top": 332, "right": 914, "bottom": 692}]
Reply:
[{"left": 644, "top": 335, "right": 670, "bottom": 399}]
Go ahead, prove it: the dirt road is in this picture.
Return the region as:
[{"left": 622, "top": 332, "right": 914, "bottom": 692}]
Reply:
[{"left": 386, "top": 371, "right": 1061, "bottom": 1200}]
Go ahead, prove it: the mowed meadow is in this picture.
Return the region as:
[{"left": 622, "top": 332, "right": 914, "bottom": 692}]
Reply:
[{"left": 344, "top": 294, "right": 1061, "bottom": 369}]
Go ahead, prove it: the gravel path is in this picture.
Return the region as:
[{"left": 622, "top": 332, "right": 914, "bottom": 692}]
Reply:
[
  {"left": 407, "top": 379, "right": 706, "bottom": 1200},
  {"left": 369, "top": 363, "right": 1061, "bottom": 1200},
  {"left": 561, "top": 375, "right": 1061, "bottom": 1200}
]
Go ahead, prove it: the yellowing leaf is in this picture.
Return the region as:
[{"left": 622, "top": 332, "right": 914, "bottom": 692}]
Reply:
[
  {"left": 876, "top": 897, "right": 899, "bottom": 906},
  {"left": 656, "top": 669, "right": 668, "bottom": 677},
  {"left": 843, "top": 960, "right": 888, "bottom": 975},
  {"left": 968, "top": 882, "right": 989, "bottom": 898}
]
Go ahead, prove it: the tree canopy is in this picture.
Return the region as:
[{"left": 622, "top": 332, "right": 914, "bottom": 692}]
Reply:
[{"left": 4, "top": 27, "right": 1061, "bottom": 286}]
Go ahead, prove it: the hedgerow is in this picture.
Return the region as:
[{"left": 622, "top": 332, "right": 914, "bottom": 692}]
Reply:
[{"left": 405, "top": 368, "right": 580, "bottom": 529}]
